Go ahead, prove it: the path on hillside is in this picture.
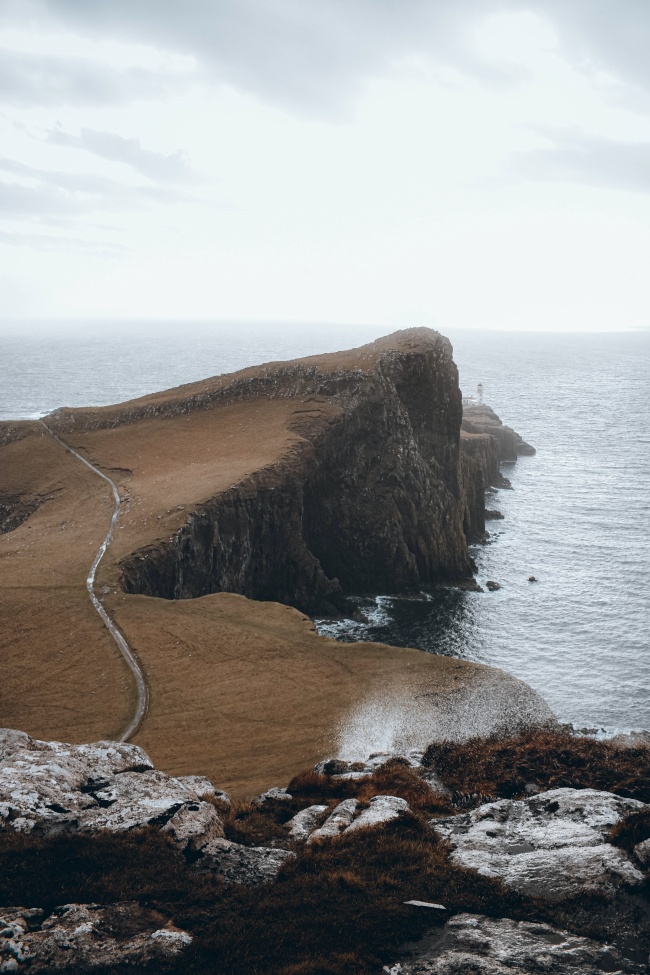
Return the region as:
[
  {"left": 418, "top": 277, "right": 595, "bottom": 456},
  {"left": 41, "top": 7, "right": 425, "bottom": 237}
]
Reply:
[{"left": 39, "top": 420, "right": 148, "bottom": 742}]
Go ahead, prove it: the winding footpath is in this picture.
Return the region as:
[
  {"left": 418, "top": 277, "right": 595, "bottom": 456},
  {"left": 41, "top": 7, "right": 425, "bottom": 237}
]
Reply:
[{"left": 39, "top": 420, "right": 148, "bottom": 742}]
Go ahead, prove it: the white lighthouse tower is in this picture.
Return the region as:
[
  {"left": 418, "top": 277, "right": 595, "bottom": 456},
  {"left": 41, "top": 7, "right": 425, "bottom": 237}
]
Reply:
[{"left": 477, "top": 383, "right": 484, "bottom": 405}]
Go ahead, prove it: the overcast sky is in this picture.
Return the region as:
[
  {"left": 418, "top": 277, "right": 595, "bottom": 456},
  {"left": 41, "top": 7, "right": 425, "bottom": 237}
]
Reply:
[{"left": 1, "top": 0, "right": 650, "bottom": 331}]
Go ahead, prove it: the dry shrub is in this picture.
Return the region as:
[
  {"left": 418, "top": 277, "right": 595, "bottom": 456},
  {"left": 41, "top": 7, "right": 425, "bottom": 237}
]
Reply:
[
  {"left": 0, "top": 827, "right": 225, "bottom": 913},
  {"left": 608, "top": 809, "right": 650, "bottom": 853},
  {"left": 224, "top": 799, "right": 300, "bottom": 847},
  {"left": 423, "top": 730, "right": 650, "bottom": 802},
  {"left": 287, "top": 770, "right": 358, "bottom": 801},
  {"left": 356, "top": 760, "right": 451, "bottom": 813}
]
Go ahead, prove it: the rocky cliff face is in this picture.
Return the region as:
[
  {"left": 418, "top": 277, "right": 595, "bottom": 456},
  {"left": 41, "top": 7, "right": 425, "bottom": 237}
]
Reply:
[
  {"left": 114, "top": 330, "right": 477, "bottom": 612},
  {"left": 459, "top": 404, "right": 534, "bottom": 542}
]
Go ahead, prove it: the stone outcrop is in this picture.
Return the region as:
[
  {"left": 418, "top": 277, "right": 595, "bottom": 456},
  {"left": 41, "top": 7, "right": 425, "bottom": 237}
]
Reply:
[
  {"left": 286, "top": 804, "right": 329, "bottom": 841},
  {"left": 391, "top": 913, "right": 645, "bottom": 974},
  {"left": 0, "top": 904, "right": 192, "bottom": 973},
  {"left": 0, "top": 730, "right": 294, "bottom": 891},
  {"left": 0, "top": 730, "right": 225, "bottom": 856},
  {"left": 345, "top": 794, "right": 410, "bottom": 832},
  {"left": 459, "top": 403, "right": 533, "bottom": 542},
  {"left": 431, "top": 788, "right": 647, "bottom": 900},
  {"left": 197, "top": 838, "right": 295, "bottom": 885},
  {"left": 462, "top": 404, "right": 536, "bottom": 461}
]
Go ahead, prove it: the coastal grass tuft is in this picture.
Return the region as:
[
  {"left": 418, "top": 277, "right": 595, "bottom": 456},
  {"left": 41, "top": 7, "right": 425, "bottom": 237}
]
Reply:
[
  {"left": 423, "top": 730, "right": 650, "bottom": 803},
  {"left": 608, "top": 808, "right": 650, "bottom": 853}
]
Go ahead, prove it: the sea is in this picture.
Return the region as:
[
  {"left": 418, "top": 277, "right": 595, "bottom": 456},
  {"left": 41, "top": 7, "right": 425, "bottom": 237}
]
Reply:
[{"left": 1, "top": 321, "right": 648, "bottom": 735}]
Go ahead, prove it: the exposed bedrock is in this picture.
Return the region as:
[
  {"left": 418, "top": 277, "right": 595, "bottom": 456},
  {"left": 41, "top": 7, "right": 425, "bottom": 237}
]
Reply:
[
  {"left": 115, "top": 330, "right": 478, "bottom": 612},
  {"left": 462, "top": 404, "right": 536, "bottom": 461}
]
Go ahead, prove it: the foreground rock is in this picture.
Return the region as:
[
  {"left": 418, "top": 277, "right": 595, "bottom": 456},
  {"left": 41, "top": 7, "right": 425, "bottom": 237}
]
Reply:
[
  {"left": 0, "top": 730, "right": 226, "bottom": 855},
  {"left": 392, "top": 913, "right": 645, "bottom": 974},
  {"left": 431, "top": 788, "right": 647, "bottom": 900},
  {"left": 0, "top": 904, "right": 192, "bottom": 972},
  {"left": 198, "top": 838, "right": 295, "bottom": 885}
]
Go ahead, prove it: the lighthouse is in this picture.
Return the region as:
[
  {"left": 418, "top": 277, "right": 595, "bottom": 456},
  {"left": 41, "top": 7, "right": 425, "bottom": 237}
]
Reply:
[{"left": 477, "top": 383, "right": 484, "bottom": 404}]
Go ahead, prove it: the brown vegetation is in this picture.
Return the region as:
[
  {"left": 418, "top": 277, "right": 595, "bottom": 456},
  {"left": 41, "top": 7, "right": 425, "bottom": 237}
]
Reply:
[
  {"left": 0, "top": 814, "right": 540, "bottom": 975},
  {"left": 423, "top": 730, "right": 650, "bottom": 803}
]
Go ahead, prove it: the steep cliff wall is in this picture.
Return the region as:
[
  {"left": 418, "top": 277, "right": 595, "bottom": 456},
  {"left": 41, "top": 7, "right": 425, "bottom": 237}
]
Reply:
[{"left": 110, "top": 330, "right": 474, "bottom": 613}]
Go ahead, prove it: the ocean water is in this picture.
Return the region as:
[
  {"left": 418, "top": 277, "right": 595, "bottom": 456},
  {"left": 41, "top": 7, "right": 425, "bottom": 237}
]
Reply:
[{"left": 1, "top": 322, "right": 648, "bottom": 733}]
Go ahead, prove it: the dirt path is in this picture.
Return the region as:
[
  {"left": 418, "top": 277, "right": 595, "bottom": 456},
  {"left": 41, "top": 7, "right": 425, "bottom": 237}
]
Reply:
[{"left": 39, "top": 421, "right": 148, "bottom": 742}]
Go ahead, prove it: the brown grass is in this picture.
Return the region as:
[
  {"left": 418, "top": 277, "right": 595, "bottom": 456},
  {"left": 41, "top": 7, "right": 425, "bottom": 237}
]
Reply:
[
  {"left": 423, "top": 730, "right": 650, "bottom": 803},
  {"left": 608, "top": 809, "right": 650, "bottom": 853},
  {"left": 288, "top": 761, "right": 452, "bottom": 815}
]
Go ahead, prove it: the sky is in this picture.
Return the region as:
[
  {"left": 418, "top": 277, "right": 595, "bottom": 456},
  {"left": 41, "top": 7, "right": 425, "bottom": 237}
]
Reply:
[{"left": 1, "top": 0, "right": 650, "bottom": 332}]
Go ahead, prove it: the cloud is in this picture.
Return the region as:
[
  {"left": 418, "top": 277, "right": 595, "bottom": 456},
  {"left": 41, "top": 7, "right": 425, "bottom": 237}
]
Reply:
[
  {"left": 512, "top": 130, "right": 650, "bottom": 194},
  {"left": 8, "top": 0, "right": 519, "bottom": 116},
  {"left": 45, "top": 127, "right": 196, "bottom": 182},
  {"left": 0, "top": 46, "right": 181, "bottom": 107},
  {"left": 0, "top": 226, "right": 129, "bottom": 257},
  {"left": 0, "top": 156, "right": 189, "bottom": 219},
  {"left": 525, "top": 0, "right": 650, "bottom": 96},
  {"left": 16, "top": 0, "right": 650, "bottom": 117}
]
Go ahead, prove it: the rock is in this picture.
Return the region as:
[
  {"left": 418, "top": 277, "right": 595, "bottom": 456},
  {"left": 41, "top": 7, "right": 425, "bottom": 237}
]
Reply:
[
  {"left": 316, "top": 752, "right": 422, "bottom": 777},
  {"left": 0, "top": 903, "right": 192, "bottom": 973},
  {"left": 485, "top": 580, "right": 501, "bottom": 591},
  {"left": 633, "top": 837, "right": 650, "bottom": 868},
  {"left": 307, "top": 799, "right": 358, "bottom": 842},
  {"left": 528, "top": 575, "right": 537, "bottom": 582},
  {"left": 313, "top": 758, "right": 358, "bottom": 776},
  {"left": 286, "top": 805, "right": 329, "bottom": 841},
  {"left": 394, "top": 913, "right": 644, "bottom": 974},
  {"left": 199, "top": 838, "right": 295, "bottom": 885},
  {"left": 518, "top": 439, "right": 536, "bottom": 456},
  {"left": 431, "top": 788, "right": 647, "bottom": 901},
  {"left": 484, "top": 509, "right": 504, "bottom": 520},
  {"left": 162, "top": 801, "right": 224, "bottom": 853},
  {"left": 345, "top": 796, "right": 410, "bottom": 833},
  {"left": 175, "top": 775, "right": 229, "bottom": 806},
  {"left": 404, "top": 901, "right": 446, "bottom": 911},
  {"left": 0, "top": 732, "right": 224, "bottom": 852},
  {"left": 250, "top": 787, "right": 293, "bottom": 807}
]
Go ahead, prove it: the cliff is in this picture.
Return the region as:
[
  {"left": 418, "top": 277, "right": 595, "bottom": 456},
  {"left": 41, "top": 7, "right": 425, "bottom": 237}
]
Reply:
[
  {"left": 459, "top": 403, "right": 534, "bottom": 541},
  {"left": 50, "top": 328, "right": 477, "bottom": 613}
]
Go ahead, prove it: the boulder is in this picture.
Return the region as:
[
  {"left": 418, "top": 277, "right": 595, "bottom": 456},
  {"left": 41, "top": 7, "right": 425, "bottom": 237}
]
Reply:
[
  {"left": 250, "top": 787, "right": 293, "bottom": 807},
  {"left": 634, "top": 837, "right": 650, "bottom": 869},
  {"left": 0, "top": 903, "right": 191, "bottom": 973},
  {"left": 199, "top": 838, "right": 295, "bottom": 885},
  {"left": 286, "top": 804, "right": 329, "bottom": 841},
  {"left": 307, "top": 799, "right": 358, "bottom": 842},
  {"left": 0, "top": 731, "right": 225, "bottom": 853},
  {"left": 431, "top": 788, "right": 647, "bottom": 901},
  {"left": 391, "top": 913, "right": 644, "bottom": 974},
  {"left": 345, "top": 795, "right": 410, "bottom": 833}
]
